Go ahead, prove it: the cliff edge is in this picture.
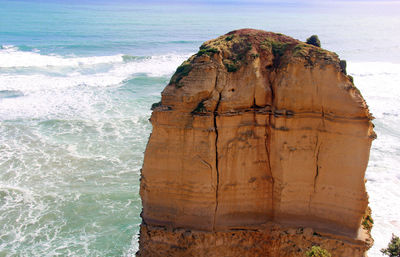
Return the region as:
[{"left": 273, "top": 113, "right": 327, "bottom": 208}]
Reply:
[{"left": 138, "top": 29, "right": 375, "bottom": 257}]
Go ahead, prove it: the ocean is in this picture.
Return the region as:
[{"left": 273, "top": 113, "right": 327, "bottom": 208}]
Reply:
[{"left": 0, "top": 0, "right": 399, "bottom": 256}]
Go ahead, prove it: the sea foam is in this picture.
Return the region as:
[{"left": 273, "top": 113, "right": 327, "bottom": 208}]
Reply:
[
  {"left": 348, "top": 62, "right": 400, "bottom": 257},
  {"left": 0, "top": 46, "right": 188, "bottom": 79},
  {"left": 0, "top": 48, "right": 190, "bottom": 119}
]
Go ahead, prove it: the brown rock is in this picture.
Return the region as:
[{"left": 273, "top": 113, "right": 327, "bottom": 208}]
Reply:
[{"left": 138, "top": 29, "right": 375, "bottom": 256}]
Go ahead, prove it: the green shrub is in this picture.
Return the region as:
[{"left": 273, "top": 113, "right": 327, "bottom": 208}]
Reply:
[
  {"left": 170, "top": 62, "right": 192, "bottom": 87},
  {"left": 339, "top": 60, "right": 347, "bottom": 75},
  {"left": 348, "top": 75, "right": 354, "bottom": 83},
  {"left": 151, "top": 101, "right": 161, "bottom": 110},
  {"left": 381, "top": 234, "right": 400, "bottom": 257},
  {"left": 250, "top": 53, "right": 260, "bottom": 58},
  {"left": 197, "top": 47, "right": 219, "bottom": 56},
  {"left": 293, "top": 43, "right": 314, "bottom": 58},
  {"left": 305, "top": 246, "right": 331, "bottom": 257},
  {"left": 306, "top": 35, "right": 321, "bottom": 47},
  {"left": 270, "top": 41, "right": 289, "bottom": 57},
  {"left": 361, "top": 213, "right": 374, "bottom": 232},
  {"left": 225, "top": 35, "right": 234, "bottom": 41},
  {"left": 223, "top": 61, "right": 239, "bottom": 72},
  {"left": 176, "top": 63, "right": 191, "bottom": 74},
  {"left": 221, "top": 36, "right": 253, "bottom": 72}
]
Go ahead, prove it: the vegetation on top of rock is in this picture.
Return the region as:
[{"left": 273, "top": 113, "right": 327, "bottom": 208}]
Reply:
[
  {"left": 171, "top": 30, "right": 333, "bottom": 82},
  {"left": 200, "top": 33, "right": 255, "bottom": 73},
  {"left": 348, "top": 75, "right": 354, "bottom": 83},
  {"left": 306, "top": 35, "right": 321, "bottom": 47},
  {"left": 381, "top": 234, "right": 400, "bottom": 257},
  {"left": 250, "top": 53, "right": 260, "bottom": 58},
  {"left": 339, "top": 60, "right": 347, "bottom": 75},
  {"left": 291, "top": 41, "right": 339, "bottom": 69},
  {"left": 170, "top": 60, "right": 192, "bottom": 87},
  {"left": 197, "top": 30, "right": 322, "bottom": 73},
  {"left": 305, "top": 246, "right": 331, "bottom": 257},
  {"left": 197, "top": 47, "right": 219, "bottom": 57},
  {"left": 270, "top": 40, "right": 289, "bottom": 57},
  {"left": 151, "top": 101, "right": 161, "bottom": 110},
  {"left": 293, "top": 43, "right": 311, "bottom": 57},
  {"left": 176, "top": 63, "right": 191, "bottom": 74},
  {"left": 222, "top": 39, "right": 252, "bottom": 72},
  {"left": 225, "top": 35, "right": 234, "bottom": 41},
  {"left": 223, "top": 60, "right": 239, "bottom": 72},
  {"left": 260, "top": 38, "right": 291, "bottom": 59}
]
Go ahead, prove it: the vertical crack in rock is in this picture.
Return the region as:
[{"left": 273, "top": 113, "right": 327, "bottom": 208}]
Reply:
[
  {"left": 309, "top": 103, "right": 325, "bottom": 210},
  {"left": 265, "top": 71, "right": 275, "bottom": 219},
  {"left": 212, "top": 74, "right": 222, "bottom": 231},
  {"left": 309, "top": 135, "right": 321, "bottom": 212},
  {"left": 314, "top": 105, "right": 325, "bottom": 194},
  {"left": 264, "top": 122, "right": 274, "bottom": 219},
  {"left": 314, "top": 143, "right": 321, "bottom": 193}
]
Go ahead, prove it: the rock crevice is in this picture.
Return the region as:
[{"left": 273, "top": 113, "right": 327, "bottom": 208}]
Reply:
[{"left": 212, "top": 90, "right": 221, "bottom": 231}]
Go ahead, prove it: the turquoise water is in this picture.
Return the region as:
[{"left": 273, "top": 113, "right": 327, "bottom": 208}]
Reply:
[{"left": 0, "top": 1, "right": 400, "bottom": 256}]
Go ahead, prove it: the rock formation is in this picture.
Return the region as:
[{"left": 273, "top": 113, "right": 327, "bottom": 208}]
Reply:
[{"left": 138, "top": 29, "right": 375, "bottom": 257}]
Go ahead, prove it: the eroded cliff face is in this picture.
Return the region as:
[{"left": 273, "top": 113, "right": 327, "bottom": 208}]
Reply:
[{"left": 138, "top": 29, "right": 375, "bottom": 256}]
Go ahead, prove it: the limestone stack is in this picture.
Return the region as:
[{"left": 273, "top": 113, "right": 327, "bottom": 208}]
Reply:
[{"left": 137, "top": 29, "right": 375, "bottom": 257}]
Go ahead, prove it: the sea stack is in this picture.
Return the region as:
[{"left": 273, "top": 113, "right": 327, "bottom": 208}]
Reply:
[{"left": 137, "top": 29, "right": 375, "bottom": 257}]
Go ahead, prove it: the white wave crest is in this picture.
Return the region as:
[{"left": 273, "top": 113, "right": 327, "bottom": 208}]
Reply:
[
  {"left": 0, "top": 49, "right": 190, "bottom": 92},
  {"left": 1, "top": 44, "right": 18, "bottom": 50},
  {"left": 0, "top": 46, "right": 188, "bottom": 71},
  {"left": 0, "top": 48, "right": 190, "bottom": 119},
  {"left": 0, "top": 46, "right": 124, "bottom": 68}
]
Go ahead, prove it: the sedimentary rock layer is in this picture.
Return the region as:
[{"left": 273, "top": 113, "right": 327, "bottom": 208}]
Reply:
[{"left": 138, "top": 29, "right": 375, "bottom": 256}]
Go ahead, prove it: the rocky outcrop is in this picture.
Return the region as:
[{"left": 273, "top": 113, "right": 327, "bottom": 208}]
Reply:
[{"left": 138, "top": 29, "right": 375, "bottom": 256}]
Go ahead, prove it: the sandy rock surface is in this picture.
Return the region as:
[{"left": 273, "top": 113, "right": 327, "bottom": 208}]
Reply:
[{"left": 138, "top": 29, "right": 375, "bottom": 257}]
